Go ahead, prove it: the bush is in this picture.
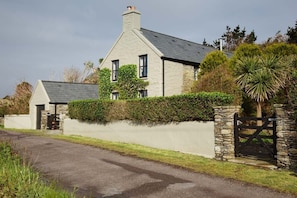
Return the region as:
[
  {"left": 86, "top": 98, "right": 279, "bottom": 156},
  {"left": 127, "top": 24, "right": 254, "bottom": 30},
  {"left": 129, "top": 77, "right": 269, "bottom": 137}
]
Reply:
[
  {"left": 68, "top": 92, "right": 234, "bottom": 124},
  {"left": 191, "top": 64, "right": 242, "bottom": 105}
]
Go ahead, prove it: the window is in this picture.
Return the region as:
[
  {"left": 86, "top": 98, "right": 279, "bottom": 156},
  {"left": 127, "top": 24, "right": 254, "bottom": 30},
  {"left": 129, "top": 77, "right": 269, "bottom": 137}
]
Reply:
[
  {"left": 139, "top": 90, "right": 148, "bottom": 98},
  {"left": 112, "top": 92, "right": 119, "bottom": 100},
  {"left": 194, "top": 66, "right": 199, "bottom": 80},
  {"left": 112, "top": 60, "right": 119, "bottom": 81},
  {"left": 139, "top": 55, "right": 148, "bottom": 78}
]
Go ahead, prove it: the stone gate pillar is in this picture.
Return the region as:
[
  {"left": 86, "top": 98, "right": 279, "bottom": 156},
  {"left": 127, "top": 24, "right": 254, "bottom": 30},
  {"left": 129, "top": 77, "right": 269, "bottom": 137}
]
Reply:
[
  {"left": 213, "top": 106, "right": 241, "bottom": 161},
  {"left": 274, "top": 104, "right": 297, "bottom": 170}
]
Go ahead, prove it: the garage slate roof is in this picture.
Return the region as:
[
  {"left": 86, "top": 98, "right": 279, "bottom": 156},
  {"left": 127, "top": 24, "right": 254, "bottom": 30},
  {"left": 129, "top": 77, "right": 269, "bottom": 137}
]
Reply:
[
  {"left": 42, "top": 81, "right": 98, "bottom": 104},
  {"left": 140, "top": 28, "right": 216, "bottom": 65}
]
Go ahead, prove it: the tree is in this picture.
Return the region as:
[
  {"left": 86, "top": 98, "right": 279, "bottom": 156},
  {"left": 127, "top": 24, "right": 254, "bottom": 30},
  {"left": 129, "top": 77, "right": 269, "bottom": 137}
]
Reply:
[
  {"left": 2, "top": 82, "right": 33, "bottom": 114},
  {"left": 286, "top": 20, "right": 297, "bottom": 44},
  {"left": 64, "top": 61, "right": 100, "bottom": 84},
  {"left": 263, "top": 43, "right": 297, "bottom": 57},
  {"left": 115, "top": 64, "right": 149, "bottom": 100},
  {"left": 262, "top": 31, "right": 288, "bottom": 47},
  {"left": 229, "top": 44, "right": 262, "bottom": 70},
  {"left": 199, "top": 50, "right": 228, "bottom": 76},
  {"left": 63, "top": 66, "right": 83, "bottom": 83},
  {"left": 217, "top": 25, "right": 257, "bottom": 51},
  {"left": 234, "top": 55, "right": 288, "bottom": 119},
  {"left": 202, "top": 38, "right": 213, "bottom": 47},
  {"left": 244, "top": 30, "right": 257, "bottom": 44},
  {"left": 0, "top": 98, "right": 12, "bottom": 117}
]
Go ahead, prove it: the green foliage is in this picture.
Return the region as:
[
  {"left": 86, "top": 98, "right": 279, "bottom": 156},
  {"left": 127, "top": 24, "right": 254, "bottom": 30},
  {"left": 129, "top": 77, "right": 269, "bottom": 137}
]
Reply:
[
  {"left": 229, "top": 44, "right": 262, "bottom": 70},
  {"left": 68, "top": 99, "right": 109, "bottom": 123},
  {"left": 199, "top": 50, "right": 228, "bottom": 76},
  {"left": 234, "top": 55, "right": 287, "bottom": 103},
  {"left": 191, "top": 64, "right": 242, "bottom": 105},
  {"left": 98, "top": 68, "right": 113, "bottom": 100},
  {"left": 68, "top": 99, "right": 129, "bottom": 123},
  {"left": 263, "top": 43, "right": 297, "bottom": 57},
  {"left": 127, "top": 92, "right": 233, "bottom": 123},
  {"left": 0, "top": 141, "right": 75, "bottom": 198},
  {"left": 286, "top": 20, "right": 297, "bottom": 44},
  {"left": 68, "top": 92, "right": 234, "bottom": 124},
  {"left": 115, "top": 64, "right": 149, "bottom": 100}
]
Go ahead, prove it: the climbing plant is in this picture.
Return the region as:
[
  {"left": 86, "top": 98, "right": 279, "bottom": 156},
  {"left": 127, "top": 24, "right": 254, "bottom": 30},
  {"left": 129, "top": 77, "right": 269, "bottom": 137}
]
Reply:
[
  {"left": 98, "top": 68, "right": 113, "bottom": 100},
  {"left": 115, "top": 64, "right": 149, "bottom": 100}
]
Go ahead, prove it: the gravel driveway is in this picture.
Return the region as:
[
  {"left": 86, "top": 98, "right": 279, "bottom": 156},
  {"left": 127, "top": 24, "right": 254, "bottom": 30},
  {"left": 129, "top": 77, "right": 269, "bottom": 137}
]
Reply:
[{"left": 0, "top": 130, "right": 295, "bottom": 198}]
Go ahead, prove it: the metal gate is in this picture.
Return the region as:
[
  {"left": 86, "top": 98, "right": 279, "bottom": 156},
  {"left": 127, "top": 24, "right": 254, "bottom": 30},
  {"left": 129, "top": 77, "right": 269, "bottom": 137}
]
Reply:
[{"left": 234, "top": 113, "right": 277, "bottom": 159}]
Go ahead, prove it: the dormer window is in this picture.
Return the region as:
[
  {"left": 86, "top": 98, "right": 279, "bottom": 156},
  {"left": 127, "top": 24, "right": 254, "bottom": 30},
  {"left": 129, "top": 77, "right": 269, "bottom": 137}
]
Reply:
[{"left": 139, "top": 55, "right": 148, "bottom": 78}]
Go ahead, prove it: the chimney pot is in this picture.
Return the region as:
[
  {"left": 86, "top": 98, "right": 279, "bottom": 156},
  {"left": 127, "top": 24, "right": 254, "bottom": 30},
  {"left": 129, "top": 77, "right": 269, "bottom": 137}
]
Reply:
[{"left": 127, "top": 6, "right": 136, "bottom": 10}]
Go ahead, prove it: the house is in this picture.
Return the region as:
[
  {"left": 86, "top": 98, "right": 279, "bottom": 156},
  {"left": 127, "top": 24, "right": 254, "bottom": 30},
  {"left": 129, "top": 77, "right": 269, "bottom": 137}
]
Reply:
[
  {"left": 29, "top": 80, "right": 98, "bottom": 130},
  {"left": 100, "top": 6, "right": 217, "bottom": 98}
]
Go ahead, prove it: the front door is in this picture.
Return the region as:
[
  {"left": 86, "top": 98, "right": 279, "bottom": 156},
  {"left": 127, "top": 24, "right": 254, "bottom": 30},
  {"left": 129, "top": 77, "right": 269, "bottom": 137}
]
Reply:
[{"left": 36, "top": 105, "right": 45, "bottom": 129}]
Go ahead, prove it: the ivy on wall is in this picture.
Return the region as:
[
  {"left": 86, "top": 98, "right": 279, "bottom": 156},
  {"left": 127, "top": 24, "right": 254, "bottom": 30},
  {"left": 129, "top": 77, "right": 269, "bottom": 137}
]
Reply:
[
  {"left": 115, "top": 64, "right": 149, "bottom": 100},
  {"left": 98, "top": 68, "right": 113, "bottom": 100}
]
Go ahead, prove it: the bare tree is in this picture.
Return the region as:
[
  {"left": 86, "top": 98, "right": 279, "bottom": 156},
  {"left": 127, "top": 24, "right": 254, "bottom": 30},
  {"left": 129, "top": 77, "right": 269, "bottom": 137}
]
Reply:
[{"left": 63, "top": 61, "right": 100, "bottom": 84}]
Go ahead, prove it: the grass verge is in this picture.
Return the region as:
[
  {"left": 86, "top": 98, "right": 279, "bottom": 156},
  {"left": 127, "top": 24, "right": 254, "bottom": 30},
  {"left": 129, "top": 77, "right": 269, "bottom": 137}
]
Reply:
[
  {"left": 2, "top": 128, "right": 297, "bottom": 196},
  {"left": 0, "top": 140, "right": 76, "bottom": 198}
]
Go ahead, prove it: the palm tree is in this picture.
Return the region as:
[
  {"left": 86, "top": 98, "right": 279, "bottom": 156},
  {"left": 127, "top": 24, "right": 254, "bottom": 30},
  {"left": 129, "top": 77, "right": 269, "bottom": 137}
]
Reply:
[{"left": 235, "top": 55, "right": 288, "bottom": 120}]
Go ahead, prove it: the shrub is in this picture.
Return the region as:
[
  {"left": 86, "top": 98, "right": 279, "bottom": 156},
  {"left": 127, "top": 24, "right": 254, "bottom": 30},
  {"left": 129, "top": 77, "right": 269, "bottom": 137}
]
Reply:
[
  {"left": 199, "top": 50, "right": 228, "bottom": 76},
  {"left": 68, "top": 92, "right": 234, "bottom": 124},
  {"left": 191, "top": 64, "right": 242, "bottom": 105}
]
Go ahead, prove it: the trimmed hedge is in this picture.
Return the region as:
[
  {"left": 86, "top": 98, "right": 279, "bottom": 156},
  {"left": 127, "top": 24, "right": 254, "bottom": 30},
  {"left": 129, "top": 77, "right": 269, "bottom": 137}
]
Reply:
[{"left": 68, "top": 92, "right": 234, "bottom": 124}]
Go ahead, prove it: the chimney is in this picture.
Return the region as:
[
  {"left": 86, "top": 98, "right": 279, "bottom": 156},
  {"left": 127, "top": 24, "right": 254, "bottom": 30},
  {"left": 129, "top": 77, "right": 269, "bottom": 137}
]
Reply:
[{"left": 122, "top": 6, "right": 141, "bottom": 32}]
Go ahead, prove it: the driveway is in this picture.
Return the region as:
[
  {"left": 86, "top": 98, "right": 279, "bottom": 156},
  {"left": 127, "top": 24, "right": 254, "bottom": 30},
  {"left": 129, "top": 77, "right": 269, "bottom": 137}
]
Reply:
[{"left": 0, "top": 130, "right": 295, "bottom": 198}]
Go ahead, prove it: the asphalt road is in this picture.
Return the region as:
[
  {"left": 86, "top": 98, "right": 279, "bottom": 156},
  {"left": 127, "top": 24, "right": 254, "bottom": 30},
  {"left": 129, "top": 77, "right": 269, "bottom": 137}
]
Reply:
[{"left": 0, "top": 130, "right": 295, "bottom": 198}]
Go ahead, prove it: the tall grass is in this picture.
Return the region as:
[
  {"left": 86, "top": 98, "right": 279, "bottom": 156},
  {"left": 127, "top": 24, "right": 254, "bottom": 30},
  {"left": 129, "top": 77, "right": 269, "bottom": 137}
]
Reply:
[{"left": 0, "top": 140, "right": 75, "bottom": 198}]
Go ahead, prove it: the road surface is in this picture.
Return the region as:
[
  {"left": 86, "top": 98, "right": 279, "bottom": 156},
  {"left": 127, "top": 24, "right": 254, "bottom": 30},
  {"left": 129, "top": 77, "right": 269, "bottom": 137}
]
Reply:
[{"left": 0, "top": 130, "right": 295, "bottom": 198}]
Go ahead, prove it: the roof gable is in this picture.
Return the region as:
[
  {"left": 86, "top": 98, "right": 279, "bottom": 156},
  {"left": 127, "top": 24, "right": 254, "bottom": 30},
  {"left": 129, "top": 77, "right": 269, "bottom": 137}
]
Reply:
[
  {"left": 140, "top": 28, "right": 216, "bottom": 65},
  {"left": 41, "top": 81, "right": 98, "bottom": 104}
]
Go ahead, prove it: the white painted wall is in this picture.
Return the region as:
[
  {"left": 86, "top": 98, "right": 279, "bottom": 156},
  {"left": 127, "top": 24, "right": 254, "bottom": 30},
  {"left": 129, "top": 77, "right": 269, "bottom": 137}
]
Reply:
[
  {"left": 29, "top": 80, "right": 50, "bottom": 129},
  {"left": 63, "top": 119, "right": 215, "bottom": 158},
  {"left": 100, "top": 30, "right": 164, "bottom": 97},
  {"left": 4, "top": 114, "right": 31, "bottom": 129}
]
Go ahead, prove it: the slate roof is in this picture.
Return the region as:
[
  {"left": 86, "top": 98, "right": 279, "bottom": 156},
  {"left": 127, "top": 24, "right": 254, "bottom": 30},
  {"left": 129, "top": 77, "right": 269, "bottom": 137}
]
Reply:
[
  {"left": 41, "top": 81, "right": 98, "bottom": 104},
  {"left": 140, "top": 28, "right": 216, "bottom": 65}
]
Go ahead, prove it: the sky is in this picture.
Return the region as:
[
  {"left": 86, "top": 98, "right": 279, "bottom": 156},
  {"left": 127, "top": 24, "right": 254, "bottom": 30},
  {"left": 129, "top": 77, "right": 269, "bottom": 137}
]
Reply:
[{"left": 0, "top": 0, "right": 296, "bottom": 98}]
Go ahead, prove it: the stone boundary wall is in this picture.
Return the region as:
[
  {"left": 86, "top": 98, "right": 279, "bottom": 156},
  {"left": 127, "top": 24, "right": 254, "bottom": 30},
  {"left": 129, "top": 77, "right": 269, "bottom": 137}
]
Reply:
[
  {"left": 213, "top": 105, "right": 297, "bottom": 171},
  {"left": 274, "top": 104, "right": 297, "bottom": 170},
  {"left": 213, "top": 106, "right": 241, "bottom": 161},
  {"left": 63, "top": 119, "right": 215, "bottom": 158}
]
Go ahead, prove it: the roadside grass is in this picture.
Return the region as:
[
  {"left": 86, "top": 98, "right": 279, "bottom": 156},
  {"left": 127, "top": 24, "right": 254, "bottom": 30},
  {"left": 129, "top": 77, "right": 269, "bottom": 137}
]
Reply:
[
  {"left": 0, "top": 140, "right": 76, "bottom": 198},
  {"left": 2, "top": 128, "right": 297, "bottom": 196}
]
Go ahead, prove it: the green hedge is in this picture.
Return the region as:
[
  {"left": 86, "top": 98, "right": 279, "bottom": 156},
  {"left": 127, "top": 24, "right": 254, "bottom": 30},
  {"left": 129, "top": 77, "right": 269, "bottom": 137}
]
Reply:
[{"left": 68, "top": 92, "right": 234, "bottom": 124}]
